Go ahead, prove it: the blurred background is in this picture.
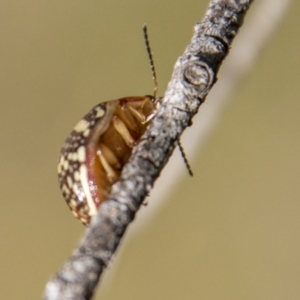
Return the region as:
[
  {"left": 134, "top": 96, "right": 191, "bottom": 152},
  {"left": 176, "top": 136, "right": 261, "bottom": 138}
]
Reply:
[{"left": 1, "top": 1, "right": 300, "bottom": 299}]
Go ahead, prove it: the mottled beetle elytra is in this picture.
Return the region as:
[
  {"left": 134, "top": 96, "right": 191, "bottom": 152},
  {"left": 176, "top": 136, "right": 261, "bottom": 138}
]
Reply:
[{"left": 57, "top": 25, "right": 192, "bottom": 225}]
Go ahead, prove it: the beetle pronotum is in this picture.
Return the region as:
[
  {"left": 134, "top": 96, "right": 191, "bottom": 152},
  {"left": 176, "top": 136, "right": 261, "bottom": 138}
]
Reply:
[{"left": 57, "top": 25, "right": 192, "bottom": 225}]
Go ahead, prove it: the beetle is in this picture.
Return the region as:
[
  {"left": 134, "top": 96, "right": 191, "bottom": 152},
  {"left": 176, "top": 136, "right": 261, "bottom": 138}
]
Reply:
[{"left": 57, "top": 25, "right": 192, "bottom": 225}]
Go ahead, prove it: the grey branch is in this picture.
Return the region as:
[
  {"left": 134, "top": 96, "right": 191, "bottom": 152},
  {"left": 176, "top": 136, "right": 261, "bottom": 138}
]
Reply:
[{"left": 43, "top": 1, "right": 253, "bottom": 299}]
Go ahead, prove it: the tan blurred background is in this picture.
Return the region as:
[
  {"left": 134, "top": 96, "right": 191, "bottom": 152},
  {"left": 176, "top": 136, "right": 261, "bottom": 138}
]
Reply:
[{"left": 1, "top": 1, "right": 300, "bottom": 299}]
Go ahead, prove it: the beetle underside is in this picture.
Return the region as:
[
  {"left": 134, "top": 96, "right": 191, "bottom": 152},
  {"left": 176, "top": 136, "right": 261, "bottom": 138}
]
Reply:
[{"left": 58, "top": 96, "right": 156, "bottom": 225}]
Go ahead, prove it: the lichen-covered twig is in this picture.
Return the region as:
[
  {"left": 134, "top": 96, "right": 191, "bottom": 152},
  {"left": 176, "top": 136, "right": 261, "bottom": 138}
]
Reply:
[
  {"left": 43, "top": 1, "right": 254, "bottom": 299},
  {"left": 134, "top": 0, "right": 292, "bottom": 229}
]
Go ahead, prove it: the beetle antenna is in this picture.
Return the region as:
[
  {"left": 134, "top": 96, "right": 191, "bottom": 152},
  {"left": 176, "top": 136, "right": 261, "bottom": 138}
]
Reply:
[
  {"left": 143, "top": 24, "right": 192, "bottom": 177},
  {"left": 143, "top": 24, "right": 158, "bottom": 99},
  {"left": 177, "top": 139, "right": 193, "bottom": 177}
]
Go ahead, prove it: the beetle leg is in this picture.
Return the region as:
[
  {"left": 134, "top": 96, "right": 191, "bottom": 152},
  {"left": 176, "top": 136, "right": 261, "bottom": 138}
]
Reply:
[
  {"left": 97, "top": 149, "right": 119, "bottom": 183},
  {"left": 126, "top": 105, "right": 147, "bottom": 124},
  {"left": 112, "top": 116, "right": 136, "bottom": 147},
  {"left": 99, "top": 143, "right": 121, "bottom": 169},
  {"left": 126, "top": 105, "right": 157, "bottom": 124},
  {"left": 144, "top": 100, "right": 159, "bottom": 123},
  {"left": 144, "top": 112, "right": 155, "bottom": 123}
]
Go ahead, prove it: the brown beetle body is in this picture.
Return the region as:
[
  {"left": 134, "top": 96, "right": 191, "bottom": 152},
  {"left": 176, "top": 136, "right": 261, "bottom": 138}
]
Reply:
[
  {"left": 58, "top": 96, "right": 156, "bottom": 225},
  {"left": 57, "top": 25, "right": 192, "bottom": 226}
]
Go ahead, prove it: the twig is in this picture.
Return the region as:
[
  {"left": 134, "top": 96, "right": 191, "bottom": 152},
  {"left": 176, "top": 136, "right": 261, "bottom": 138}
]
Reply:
[
  {"left": 137, "top": 0, "right": 292, "bottom": 230},
  {"left": 43, "top": 1, "right": 254, "bottom": 299}
]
